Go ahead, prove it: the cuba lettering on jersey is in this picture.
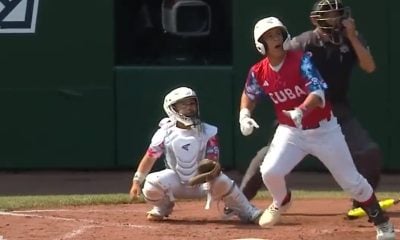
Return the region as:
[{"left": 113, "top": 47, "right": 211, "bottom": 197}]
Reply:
[
  {"left": 244, "top": 50, "right": 332, "bottom": 128},
  {"left": 147, "top": 120, "right": 219, "bottom": 184}
]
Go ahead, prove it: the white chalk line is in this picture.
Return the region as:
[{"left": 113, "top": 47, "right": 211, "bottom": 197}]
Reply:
[
  {"left": 13, "top": 209, "right": 72, "bottom": 213},
  {"left": 0, "top": 211, "right": 155, "bottom": 229},
  {"left": 0, "top": 211, "right": 78, "bottom": 222},
  {"left": 58, "top": 225, "right": 94, "bottom": 240},
  {"left": 13, "top": 208, "right": 143, "bottom": 213}
]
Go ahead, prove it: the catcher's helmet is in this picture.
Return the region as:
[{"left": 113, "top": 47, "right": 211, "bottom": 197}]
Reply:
[
  {"left": 253, "top": 17, "right": 291, "bottom": 55},
  {"left": 163, "top": 87, "right": 200, "bottom": 127},
  {"left": 310, "top": 0, "right": 351, "bottom": 44}
]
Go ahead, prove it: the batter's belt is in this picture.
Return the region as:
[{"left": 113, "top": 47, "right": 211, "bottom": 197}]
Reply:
[{"left": 302, "top": 116, "right": 331, "bottom": 130}]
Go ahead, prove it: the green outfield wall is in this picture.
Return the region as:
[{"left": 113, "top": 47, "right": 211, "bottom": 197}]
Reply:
[
  {"left": 0, "top": 0, "right": 115, "bottom": 168},
  {"left": 0, "top": 0, "right": 398, "bottom": 172}
]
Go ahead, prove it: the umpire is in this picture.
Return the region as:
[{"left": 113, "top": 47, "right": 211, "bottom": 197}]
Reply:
[{"left": 227, "top": 0, "right": 382, "bottom": 215}]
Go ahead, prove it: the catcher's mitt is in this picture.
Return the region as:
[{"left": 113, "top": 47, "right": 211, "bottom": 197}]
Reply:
[{"left": 188, "top": 159, "right": 222, "bottom": 186}]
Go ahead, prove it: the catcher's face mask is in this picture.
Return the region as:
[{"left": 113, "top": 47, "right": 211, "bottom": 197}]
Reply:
[
  {"left": 311, "top": 0, "right": 351, "bottom": 44},
  {"left": 173, "top": 97, "right": 199, "bottom": 123},
  {"left": 163, "top": 87, "right": 201, "bottom": 127}
]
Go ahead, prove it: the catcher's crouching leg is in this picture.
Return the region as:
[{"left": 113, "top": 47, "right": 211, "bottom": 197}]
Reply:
[
  {"left": 142, "top": 175, "right": 175, "bottom": 221},
  {"left": 210, "top": 173, "right": 261, "bottom": 223}
]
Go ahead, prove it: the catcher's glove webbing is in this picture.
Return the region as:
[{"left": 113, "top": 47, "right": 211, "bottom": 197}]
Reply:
[{"left": 188, "top": 159, "right": 222, "bottom": 186}]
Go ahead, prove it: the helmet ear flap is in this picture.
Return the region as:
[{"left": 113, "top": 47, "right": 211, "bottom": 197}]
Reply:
[
  {"left": 256, "top": 41, "right": 266, "bottom": 55},
  {"left": 253, "top": 17, "right": 289, "bottom": 55}
]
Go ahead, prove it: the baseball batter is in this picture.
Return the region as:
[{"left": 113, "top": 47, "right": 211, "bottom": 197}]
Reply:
[
  {"left": 229, "top": 0, "right": 385, "bottom": 219},
  {"left": 129, "top": 87, "right": 261, "bottom": 223},
  {"left": 239, "top": 16, "right": 395, "bottom": 239}
]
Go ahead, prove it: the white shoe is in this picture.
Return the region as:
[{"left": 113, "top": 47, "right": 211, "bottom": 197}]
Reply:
[
  {"left": 258, "top": 201, "right": 291, "bottom": 228},
  {"left": 146, "top": 202, "right": 175, "bottom": 221},
  {"left": 376, "top": 221, "right": 396, "bottom": 240}
]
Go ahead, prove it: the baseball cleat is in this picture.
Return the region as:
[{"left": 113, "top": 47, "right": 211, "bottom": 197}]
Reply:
[
  {"left": 376, "top": 221, "right": 395, "bottom": 240},
  {"left": 258, "top": 200, "right": 291, "bottom": 227},
  {"left": 146, "top": 212, "right": 165, "bottom": 221},
  {"left": 146, "top": 202, "right": 175, "bottom": 221},
  {"left": 258, "top": 204, "right": 281, "bottom": 227}
]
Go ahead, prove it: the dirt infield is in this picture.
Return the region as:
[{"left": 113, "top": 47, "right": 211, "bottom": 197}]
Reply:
[
  {"left": 0, "top": 198, "right": 399, "bottom": 240},
  {"left": 0, "top": 171, "right": 399, "bottom": 239}
]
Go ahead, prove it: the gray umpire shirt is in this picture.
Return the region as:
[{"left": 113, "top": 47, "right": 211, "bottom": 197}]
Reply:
[{"left": 285, "top": 30, "right": 369, "bottom": 105}]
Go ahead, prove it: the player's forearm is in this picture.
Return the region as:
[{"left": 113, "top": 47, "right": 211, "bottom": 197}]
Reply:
[
  {"left": 299, "top": 93, "right": 323, "bottom": 112},
  {"left": 240, "top": 91, "right": 256, "bottom": 112},
  {"left": 348, "top": 35, "right": 376, "bottom": 73},
  {"left": 136, "top": 154, "right": 157, "bottom": 176}
]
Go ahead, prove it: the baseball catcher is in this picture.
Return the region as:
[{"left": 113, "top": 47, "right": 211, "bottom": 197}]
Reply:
[{"left": 129, "top": 86, "right": 261, "bottom": 223}]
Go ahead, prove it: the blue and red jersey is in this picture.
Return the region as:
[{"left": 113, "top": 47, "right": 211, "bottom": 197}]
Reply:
[{"left": 244, "top": 50, "right": 332, "bottom": 128}]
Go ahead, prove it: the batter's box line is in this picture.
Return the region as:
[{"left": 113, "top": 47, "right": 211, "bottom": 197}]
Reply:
[
  {"left": 12, "top": 208, "right": 144, "bottom": 213},
  {"left": 56, "top": 225, "right": 95, "bottom": 240},
  {"left": 0, "top": 211, "right": 156, "bottom": 229}
]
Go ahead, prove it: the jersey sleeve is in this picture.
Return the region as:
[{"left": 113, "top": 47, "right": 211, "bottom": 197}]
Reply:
[
  {"left": 300, "top": 51, "right": 328, "bottom": 106},
  {"left": 202, "top": 123, "right": 219, "bottom": 161},
  {"left": 146, "top": 128, "right": 166, "bottom": 159},
  {"left": 244, "top": 67, "right": 265, "bottom": 101},
  {"left": 205, "top": 135, "right": 220, "bottom": 161},
  {"left": 300, "top": 52, "right": 328, "bottom": 92}
]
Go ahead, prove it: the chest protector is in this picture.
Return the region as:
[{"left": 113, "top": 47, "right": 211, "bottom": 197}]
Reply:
[{"left": 162, "top": 123, "right": 217, "bottom": 184}]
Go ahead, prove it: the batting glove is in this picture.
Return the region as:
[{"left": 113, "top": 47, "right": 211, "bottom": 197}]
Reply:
[
  {"left": 282, "top": 107, "right": 303, "bottom": 129},
  {"left": 239, "top": 108, "right": 259, "bottom": 136}
]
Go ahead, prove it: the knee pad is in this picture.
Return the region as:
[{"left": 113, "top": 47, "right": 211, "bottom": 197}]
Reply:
[
  {"left": 209, "top": 173, "right": 234, "bottom": 200},
  {"left": 142, "top": 179, "right": 166, "bottom": 203}
]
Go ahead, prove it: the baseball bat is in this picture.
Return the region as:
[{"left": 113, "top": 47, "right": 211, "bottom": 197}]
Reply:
[{"left": 347, "top": 198, "right": 400, "bottom": 219}]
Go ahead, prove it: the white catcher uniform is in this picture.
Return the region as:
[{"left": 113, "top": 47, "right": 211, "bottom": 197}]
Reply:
[{"left": 142, "top": 118, "right": 260, "bottom": 222}]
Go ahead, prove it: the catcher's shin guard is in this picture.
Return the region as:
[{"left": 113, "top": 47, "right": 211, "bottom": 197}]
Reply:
[
  {"left": 142, "top": 179, "right": 175, "bottom": 220},
  {"left": 221, "top": 183, "right": 261, "bottom": 223}
]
